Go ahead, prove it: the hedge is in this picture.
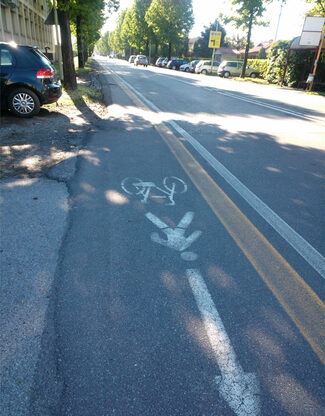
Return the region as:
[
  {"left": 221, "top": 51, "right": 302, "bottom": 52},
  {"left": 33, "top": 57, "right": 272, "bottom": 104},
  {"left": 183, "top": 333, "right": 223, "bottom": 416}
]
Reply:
[{"left": 247, "top": 59, "right": 268, "bottom": 77}]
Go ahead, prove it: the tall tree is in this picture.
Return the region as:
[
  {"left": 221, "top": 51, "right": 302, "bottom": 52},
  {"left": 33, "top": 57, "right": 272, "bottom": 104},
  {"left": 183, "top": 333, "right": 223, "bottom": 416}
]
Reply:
[
  {"left": 130, "top": 0, "right": 153, "bottom": 53},
  {"left": 223, "top": 0, "right": 272, "bottom": 77},
  {"left": 96, "top": 31, "right": 111, "bottom": 55},
  {"left": 120, "top": 8, "right": 136, "bottom": 54},
  {"left": 71, "top": 0, "right": 119, "bottom": 68},
  {"left": 57, "top": 0, "right": 77, "bottom": 90},
  {"left": 145, "top": 0, "right": 194, "bottom": 59},
  {"left": 193, "top": 18, "right": 227, "bottom": 58},
  {"left": 111, "top": 10, "right": 129, "bottom": 56}
]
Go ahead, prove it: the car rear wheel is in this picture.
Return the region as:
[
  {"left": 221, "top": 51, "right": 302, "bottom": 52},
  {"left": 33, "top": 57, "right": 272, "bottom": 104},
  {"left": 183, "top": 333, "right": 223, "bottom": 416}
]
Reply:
[
  {"left": 223, "top": 71, "right": 230, "bottom": 78},
  {"left": 250, "top": 72, "right": 257, "bottom": 78},
  {"left": 172, "top": 65, "right": 176, "bottom": 70},
  {"left": 201, "top": 69, "right": 208, "bottom": 75},
  {"left": 8, "top": 88, "right": 40, "bottom": 118},
  {"left": 185, "top": 67, "right": 190, "bottom": 72}
]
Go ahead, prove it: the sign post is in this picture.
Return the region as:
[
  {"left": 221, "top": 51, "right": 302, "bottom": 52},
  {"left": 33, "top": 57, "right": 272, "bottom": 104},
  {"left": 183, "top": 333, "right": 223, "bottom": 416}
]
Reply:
[
  {"left": 307, "top": 24, "right": 325, "bottom": 91},
  {"left": 208, "top": 31, "right": 221, "bottom": 74},
  {"left": 299, "top": 16, "right": 325, "bottom": 91}
]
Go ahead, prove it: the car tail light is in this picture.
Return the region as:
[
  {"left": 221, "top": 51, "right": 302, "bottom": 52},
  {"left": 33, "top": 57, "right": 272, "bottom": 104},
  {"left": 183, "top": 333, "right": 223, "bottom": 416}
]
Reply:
[{"left": 36, "top": 68, "right": 54, "bottom": 79}]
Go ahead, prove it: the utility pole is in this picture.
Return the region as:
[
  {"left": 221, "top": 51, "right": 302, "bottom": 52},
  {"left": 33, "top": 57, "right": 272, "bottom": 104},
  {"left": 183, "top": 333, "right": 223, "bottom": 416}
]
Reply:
[
  {"left": 53, "top": 0, "right": 63, "bottom": 81},
  {"left": 274, "top": 0, "right": 285, "bottom": 41}
]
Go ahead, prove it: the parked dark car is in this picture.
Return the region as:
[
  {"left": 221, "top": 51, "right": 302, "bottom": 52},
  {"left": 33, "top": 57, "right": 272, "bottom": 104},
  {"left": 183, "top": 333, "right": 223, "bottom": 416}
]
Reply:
[
  {"left": 167, "top": 58, "right": 188, "bottom": 70},
  {"left": 189, "top": 59, "right": 200, "bottom": 72},
  {"left": 0, "top": 42, "right": 62, "bottom": 117}
]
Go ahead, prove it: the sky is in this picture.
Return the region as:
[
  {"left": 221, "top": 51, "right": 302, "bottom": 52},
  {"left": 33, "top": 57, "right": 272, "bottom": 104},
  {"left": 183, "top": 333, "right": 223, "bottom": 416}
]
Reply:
[{"left": 102, "top": 0, "right": 312, "bottom": 44}]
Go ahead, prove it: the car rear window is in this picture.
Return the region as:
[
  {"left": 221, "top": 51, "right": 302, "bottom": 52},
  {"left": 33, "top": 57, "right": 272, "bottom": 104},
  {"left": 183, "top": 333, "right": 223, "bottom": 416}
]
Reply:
[{"left": 30, "top": 48, "right": 51, "bottom": 66}]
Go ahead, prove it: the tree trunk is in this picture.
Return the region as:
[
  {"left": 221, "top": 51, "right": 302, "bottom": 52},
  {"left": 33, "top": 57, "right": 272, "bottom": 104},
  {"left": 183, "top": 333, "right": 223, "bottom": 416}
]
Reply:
[
  {"left": 241, "top": 12, "right": 253, "bottom": 78},
  {"left": 168, "top": 42, "right": 172, "bottom": 59},
  {"left": 58, "top": 3, "right": 77, "bottom": 90},
  {"left": 76, "top": 15, "right": 84, "bottom": 69}
]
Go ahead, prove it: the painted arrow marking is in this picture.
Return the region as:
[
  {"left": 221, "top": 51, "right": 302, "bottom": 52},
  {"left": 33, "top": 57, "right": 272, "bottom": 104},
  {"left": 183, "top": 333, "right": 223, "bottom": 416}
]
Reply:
[
  {"left": 145, "top": 212, "right": 202, "bottom": 255},
  {"left": 186, "top": 269, "right": 260, "bottom": 416}
]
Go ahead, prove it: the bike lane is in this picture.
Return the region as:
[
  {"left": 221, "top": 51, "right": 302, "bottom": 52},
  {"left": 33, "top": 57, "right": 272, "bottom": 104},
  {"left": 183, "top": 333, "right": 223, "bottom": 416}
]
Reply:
[{"left": 30, "top": 73, "right": 325, "bottom": 416}]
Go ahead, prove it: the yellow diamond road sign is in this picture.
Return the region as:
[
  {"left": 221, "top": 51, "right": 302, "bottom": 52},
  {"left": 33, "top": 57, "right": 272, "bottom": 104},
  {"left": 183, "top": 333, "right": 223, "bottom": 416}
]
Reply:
[{"left": 209, "top": 31, "right": 222, "bottom": 49}]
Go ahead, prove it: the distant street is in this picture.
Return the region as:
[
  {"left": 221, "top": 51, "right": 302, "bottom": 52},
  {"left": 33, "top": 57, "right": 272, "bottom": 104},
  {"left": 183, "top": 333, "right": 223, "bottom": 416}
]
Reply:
[{"left": 4, "top": 57, "right": 324, "bottom": 416}]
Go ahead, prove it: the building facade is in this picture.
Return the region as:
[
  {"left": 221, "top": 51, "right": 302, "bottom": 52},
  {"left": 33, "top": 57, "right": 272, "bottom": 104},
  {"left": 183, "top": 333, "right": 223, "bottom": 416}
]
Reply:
[{"left": 0, "top": 0, "right": 55, "bottom": 55}]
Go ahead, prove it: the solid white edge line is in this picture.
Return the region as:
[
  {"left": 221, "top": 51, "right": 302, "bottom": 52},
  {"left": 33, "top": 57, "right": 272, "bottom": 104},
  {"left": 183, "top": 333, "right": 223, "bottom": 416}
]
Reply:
[
  {"left": 186, "top": 268, "right": 260, "bottom": 416},
  {"left": 132, "top": 67, "right": 325, "bottom": 124},
  {"left": 104, "top": 63, "right": 325, "bottom": 280}
]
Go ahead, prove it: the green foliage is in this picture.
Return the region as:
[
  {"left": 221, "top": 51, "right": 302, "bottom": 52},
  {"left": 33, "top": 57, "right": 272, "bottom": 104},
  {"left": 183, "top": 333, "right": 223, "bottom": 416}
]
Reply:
[
  {"left": 306, "top": 0, "right": 325, "bottom": 15},
  {"left": 96, "top": 31, "right": 110, "bottom": 55},
  {"left": 257, "top": 47, "right": 266, "bottom": 58},
  {"left": 145, "top": 0, "right": 194, "bottom": 53},
  {"left": 70, "top": 0, "right": 119, "bottom": 66},
  {"left": 263, "top": 41, "right": 323, "bottom": 88},
  {"left": 226, "top": 34, "right": 253, "bottom": 50},
  {"left": 221, "top": 0, "right": 272, "bottom": 77},
  {"left": 264, "top": 41, "right": 289, "bottom": 84},
  {"left": 192, "top": 19, "right": 227, "bottom": 58},
  {"left": 110, "top": 10, "right": 129, "bottom": 54},
  {"left": 224, "top": 0, "right": 272, "bottom": 30},
  {"left": 247, "top": 58, "right": 268, "bottom": 75}
]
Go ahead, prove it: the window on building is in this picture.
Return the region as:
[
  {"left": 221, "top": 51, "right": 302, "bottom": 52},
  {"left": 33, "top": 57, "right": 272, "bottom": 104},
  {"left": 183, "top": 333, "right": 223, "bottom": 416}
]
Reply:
[
  {"left": 12, "top": 10, "right": 18, "bottom": 35},
  {"left": 1, "top": 7, "right": 8, "bottom": 31}
]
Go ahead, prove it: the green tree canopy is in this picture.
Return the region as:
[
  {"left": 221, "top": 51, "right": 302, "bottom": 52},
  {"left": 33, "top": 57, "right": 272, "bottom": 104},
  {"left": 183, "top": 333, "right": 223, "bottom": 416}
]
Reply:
[
  {"left": 226, "top": 34, "right": 253, "bottom": 50},
  {"left": 222, "top": 0, "right": 272, "bottom": 77},
  {"left": 145, "top": 0, "right": 194, "bottom": 58},
  {"left": 96, "top": 31, "right": 111, "bottom": 55},
  {"left": 70, "top": 0, "right": 119, "bottom": 67}
]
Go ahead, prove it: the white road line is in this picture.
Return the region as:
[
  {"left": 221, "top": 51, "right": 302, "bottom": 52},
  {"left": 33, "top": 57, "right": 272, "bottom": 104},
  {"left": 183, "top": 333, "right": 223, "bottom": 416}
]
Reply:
[
  {"left": 216, "top": 91, "right": 324, "bottom": 123},
  {"left": 103, "top": 64, "right": 325, "bottom": 279},
  {"left": 135, "top": 69, "right": 325, "bottom": 124},
  {"left": 186, "top": 269, "right": 260, "bottom": 416}
]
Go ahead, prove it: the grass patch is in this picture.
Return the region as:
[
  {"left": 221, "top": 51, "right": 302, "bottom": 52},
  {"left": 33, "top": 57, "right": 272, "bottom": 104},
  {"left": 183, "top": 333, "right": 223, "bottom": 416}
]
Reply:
[
  {"left": 50, "top": 58, "right": 102, "bottom": 108},
  {"left": 234, "top": 76, "right": 269, "bottom": 85},
  {"left": 76, "top": 59, "right": 93, "bottom": 78},
  {"left": 49, "top": 84, "right": 102, "bottom": 108}
]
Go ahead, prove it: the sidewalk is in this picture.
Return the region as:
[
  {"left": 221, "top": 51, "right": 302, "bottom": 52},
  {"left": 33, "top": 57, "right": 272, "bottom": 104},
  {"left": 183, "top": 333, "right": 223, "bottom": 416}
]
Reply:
[{"left": 0, "top": 66, "right": 109, "bottom": 416}]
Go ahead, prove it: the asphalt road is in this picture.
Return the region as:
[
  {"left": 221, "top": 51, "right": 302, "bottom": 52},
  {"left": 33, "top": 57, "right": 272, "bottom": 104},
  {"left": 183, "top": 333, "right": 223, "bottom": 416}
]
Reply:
[{"left": 28, "top": 59, "right": 325, "bottom": 416}]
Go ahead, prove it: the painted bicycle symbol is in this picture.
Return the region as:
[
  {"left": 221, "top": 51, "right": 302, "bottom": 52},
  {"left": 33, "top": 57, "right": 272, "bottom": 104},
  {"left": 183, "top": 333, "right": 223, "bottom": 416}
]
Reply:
[{"left": 121, "top": 176, "right": 187, "bottom": 206}]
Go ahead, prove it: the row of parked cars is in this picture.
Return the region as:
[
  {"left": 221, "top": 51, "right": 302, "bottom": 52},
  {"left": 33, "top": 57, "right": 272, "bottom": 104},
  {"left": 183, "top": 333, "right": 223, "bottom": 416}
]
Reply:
[{"left": 129, "top": 55, "right": 259, "bottom": 79}]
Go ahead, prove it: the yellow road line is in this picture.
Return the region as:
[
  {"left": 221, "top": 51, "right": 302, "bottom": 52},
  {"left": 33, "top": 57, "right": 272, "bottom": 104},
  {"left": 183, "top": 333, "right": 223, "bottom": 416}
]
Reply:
[{"left": 107, "top": 67, "right": 325, "bottom": 364}]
